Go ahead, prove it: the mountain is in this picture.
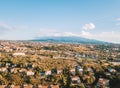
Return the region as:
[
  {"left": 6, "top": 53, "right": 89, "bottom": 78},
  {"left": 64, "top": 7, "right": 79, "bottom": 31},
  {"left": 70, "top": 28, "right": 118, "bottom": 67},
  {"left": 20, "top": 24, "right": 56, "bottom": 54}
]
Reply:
[{"left": 32, "top": 36, "right": 111, "bottom": 44}]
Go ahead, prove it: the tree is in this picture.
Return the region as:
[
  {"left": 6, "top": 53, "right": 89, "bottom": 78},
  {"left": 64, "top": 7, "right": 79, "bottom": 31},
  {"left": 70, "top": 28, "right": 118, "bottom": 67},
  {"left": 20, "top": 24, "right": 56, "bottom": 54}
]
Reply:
[
  {"left": 7, "top": 73, "right": 24, "bottom": 85},
  {"left": 85, "top": 76, "right": 95, "bottom": 85},
  {"left": 78, "top": 83, "right": 85, "bottom": 88}
]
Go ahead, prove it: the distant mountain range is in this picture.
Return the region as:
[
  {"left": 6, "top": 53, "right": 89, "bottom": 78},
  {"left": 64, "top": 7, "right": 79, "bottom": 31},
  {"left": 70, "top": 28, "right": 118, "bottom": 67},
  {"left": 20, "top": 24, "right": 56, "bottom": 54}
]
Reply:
[{"left": 32, "top": 36, "right": 112, "bottom": 44}]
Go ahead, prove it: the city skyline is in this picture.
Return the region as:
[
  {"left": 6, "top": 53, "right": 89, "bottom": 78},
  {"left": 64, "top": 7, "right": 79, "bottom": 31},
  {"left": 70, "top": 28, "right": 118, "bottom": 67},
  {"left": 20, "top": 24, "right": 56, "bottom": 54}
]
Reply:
[{"left": 0, "top": 0, "right": 120, "bottom": 43}]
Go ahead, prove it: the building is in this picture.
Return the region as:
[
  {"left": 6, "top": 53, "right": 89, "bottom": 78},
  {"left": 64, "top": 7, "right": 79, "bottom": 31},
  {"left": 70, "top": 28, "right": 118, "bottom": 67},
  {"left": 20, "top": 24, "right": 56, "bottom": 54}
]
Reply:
[
  {"left": 13, "top": 52, "right": 25, "bottom": 56},
  {"left": 27, "top": 71, "right": 34, "bottom": 76},
  {"left": 97, "top": 78, "right": 109, "bottom": 88},
  {"left": 71, "top": 76, "right": 81, "bottom": 85},
  {"left": 70, "top": 68, "right": 76, "bottom": 75},
  {"left": 0, "top": 67, "right": 7, "bottom": 72},
  {"left": 45, "top": 70, "right": 51, "bottom": 75}
]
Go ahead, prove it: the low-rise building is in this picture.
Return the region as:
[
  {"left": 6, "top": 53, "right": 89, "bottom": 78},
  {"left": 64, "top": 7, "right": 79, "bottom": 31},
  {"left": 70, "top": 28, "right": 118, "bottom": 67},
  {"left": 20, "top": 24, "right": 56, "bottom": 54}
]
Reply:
[
  {"left": 27, "top": 70, "right": 34, "bottom": 76},
  {"left": 45, "top": 70, "right": 51, "bottom": 75},
  {"left": 71, "top": 76, "right": 81, "bottom": 84},
  {"left": 0, "top": 67, "right": 7, "bottom": 72},
  {"left": 13, "top": 52, "right": 25, "bottom": 56},
  {"left": 70, "top": 68, "right": 76, "bottom": 75},
  {"left": 97, "top": 78, "right": 110, "bottom": 88}
]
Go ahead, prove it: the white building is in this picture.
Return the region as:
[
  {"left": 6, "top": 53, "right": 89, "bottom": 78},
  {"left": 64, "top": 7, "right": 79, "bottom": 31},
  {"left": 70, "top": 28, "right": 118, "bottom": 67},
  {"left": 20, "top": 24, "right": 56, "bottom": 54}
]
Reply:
[
  {"left": 45, "top": 70, "right": 51, "bottom": 75},
  {"left": 0, "top": 67, "right": 7, "bottom": 72},
  {"left": 71, "top": 76, "right": 81, "bottom": 84},
  {"left": 27, "top": 71, "right": 34, "bottom": 76},
  {"left": 13, "top": 52, "right": 25, "bottom": 56}
]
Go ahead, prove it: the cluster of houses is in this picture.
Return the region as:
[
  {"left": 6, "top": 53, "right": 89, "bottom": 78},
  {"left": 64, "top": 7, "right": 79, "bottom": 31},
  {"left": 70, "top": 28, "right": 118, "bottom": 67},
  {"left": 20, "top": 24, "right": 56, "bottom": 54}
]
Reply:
[
  {"left": 97, "top": 78, "right": 109, "bottom": 88},
  {"left": 0, "top": 41, "right": 120, "bottom": 88},
  {"left": 0, "top": 84, "right": 59, "bottom": 88},
  {"left": 0, "top": 60, "right": 113, "bottom": 88},
  {"left": 0, "top": 41, "right": 120, "bottom": 61},
  {"left": 0, "top": 41, "right": 100, "bottom": 59}
]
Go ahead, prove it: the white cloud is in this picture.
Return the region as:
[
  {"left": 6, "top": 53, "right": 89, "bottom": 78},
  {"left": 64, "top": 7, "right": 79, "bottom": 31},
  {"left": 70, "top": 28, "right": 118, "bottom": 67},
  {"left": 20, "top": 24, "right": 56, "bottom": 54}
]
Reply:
[
  {"left": 0, "top": 23, "right": 14, "bottom": 34},
  {"left": 97, "top": 31, "right": 120, "bottom": 43},
  {"left": 81, "top": 31, "right": 92, "bottom": 37},
  {"left": 116, "top": 18, "right": 120, "bottom": 21},
  {"left": 0, "top": 23, "right": 28, "bottom": 34},
  {"left": 62, "top": 32, "right": 80, "bottom": 37},
  {"left": 37, "top": 29, "right": 120, "bottom": 43},
  {"left": 38, "top": 29, "right": 80, "bottom": 37},
  {"left": 82, "top": 23, "right": 95, "bottom": 30},
  {"left": 116, "top": 18, "right": 120, "bottom": 26},
  {"left": 80, "top": 31, "right": 120, "bottom": 43},
  {"left": 0, "top": 23, "right": 13, "bottom": 30},
  {"left": 38, "top": 29, "right": 59, "bottom": 36},
  {"left": 116, "top": 23, "right": 120, "bottom": 26}
]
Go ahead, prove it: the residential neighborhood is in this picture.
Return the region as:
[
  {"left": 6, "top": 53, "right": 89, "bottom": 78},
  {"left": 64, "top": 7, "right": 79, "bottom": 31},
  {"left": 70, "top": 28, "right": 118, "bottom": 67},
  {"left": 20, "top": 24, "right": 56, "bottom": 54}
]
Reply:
[{"left": 0, "top": 41, "right": 120, "bottom": 88}]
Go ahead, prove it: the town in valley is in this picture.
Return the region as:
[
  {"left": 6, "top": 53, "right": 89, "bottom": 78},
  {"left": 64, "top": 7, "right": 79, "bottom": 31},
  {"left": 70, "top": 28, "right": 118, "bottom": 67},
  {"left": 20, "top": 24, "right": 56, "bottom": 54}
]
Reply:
[{"left": 0, "top": 41, "right": 120, "bottom": 88}]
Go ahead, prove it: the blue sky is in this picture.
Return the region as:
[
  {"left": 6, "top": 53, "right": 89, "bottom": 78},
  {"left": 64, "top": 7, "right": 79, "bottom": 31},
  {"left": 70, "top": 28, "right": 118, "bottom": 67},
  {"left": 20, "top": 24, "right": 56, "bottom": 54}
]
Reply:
[{"left": 0, "top": 0, "right": 120, "bottom": 43}]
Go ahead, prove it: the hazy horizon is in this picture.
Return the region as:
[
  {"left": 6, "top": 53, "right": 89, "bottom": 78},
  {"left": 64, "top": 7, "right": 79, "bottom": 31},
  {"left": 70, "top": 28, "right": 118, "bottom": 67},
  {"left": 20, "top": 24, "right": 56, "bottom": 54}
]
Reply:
[{"left": 0, "top": 0, "right": 120, "bottom": 43}]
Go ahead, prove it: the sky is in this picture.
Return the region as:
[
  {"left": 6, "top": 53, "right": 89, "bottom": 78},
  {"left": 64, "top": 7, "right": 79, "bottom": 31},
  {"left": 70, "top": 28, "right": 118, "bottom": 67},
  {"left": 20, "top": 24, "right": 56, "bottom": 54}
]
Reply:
[{"left": 0, "top": 0, "right": 120, "bottom": 43}]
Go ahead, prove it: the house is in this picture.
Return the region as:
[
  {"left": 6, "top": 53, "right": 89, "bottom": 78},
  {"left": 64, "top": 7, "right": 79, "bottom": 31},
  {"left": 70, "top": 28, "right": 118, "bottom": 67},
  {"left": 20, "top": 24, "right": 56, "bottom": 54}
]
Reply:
[
  {"left": 45, "top": 70, "right": 51, "bottom": 75},
  {"left": 71, "top": 76, "right": 81, "bottom": 84},
  {"left": 0, "top": 85, "right": 16, "bottom": 88},
  {"left": 97, "top": 78, "right": 110, "bottom": 88},
  {"left": 27, "top": 70, "right": 34, "bottom": 76},
  {"left": 87, "top": 67, "right": 93, "bottom": 73},
  {"left": 0, "top": 67, "right": 7, "bottom": 72},
  {"left": 110, "top": 62, "right": 120, "bottom": 66},
  {"left": 22, "top": 84, "right": 33, "bottom": 88},
  {"left": 10, "top": 68, "right": 15, "bottom": 73},
  {"left": 108, "top": 68, "right": 116, "bottom": 73},
  {"left": 57, "top": 70, "right": 63, "bottom": 74},
  {"left": 76, "top": 65, "right": 83, "bottom": 72},
  {"left": 13, "top": 52, "right": 25, "bottom": 56},
  {"left": 38, "top": 85, "right": 42, "bottom": 88},
  {"left": 48, "top": 85, "right": 59, "bottom": 88},
  {"left": 9, "top": 84, "right": 15, "bottom": 88},
  {"left": 6, "top": 63, "right": 11, "bottom": 66},
  {"left": 40, "top": 85, "right": 59, "bottom": 88},
  {"left": 10, "top": 68, "right": 19, "bottom": 73},
  {"left": 112, "top": 47, "right": 119, "bottom": 51},
  {"left": 70, "top": 68, "right": 76, "bottom": 75},
  {"left": 19, "top": 68, "right": 27, "bottom": 72},
  {"left": 12, "top": 86, "right": 20, "bottom": 88}
]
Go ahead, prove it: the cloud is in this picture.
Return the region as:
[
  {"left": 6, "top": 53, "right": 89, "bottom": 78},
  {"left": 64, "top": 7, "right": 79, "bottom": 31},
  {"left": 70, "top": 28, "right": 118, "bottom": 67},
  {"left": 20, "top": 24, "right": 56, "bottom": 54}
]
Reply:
[
  {"left": 97, "top": 31, "right": 120, "bottom": 43},
  {"left": 0, "top": 23, "right": 14, "bottom": 34},
  {"left": 81, "top": 31, "right": 92, "bottom": 37},
  {"left": 37, "top": 29, "right": 120, "bottom": 43},
  {"left": 38, "top": 29, "right": 80, "bottom": 37},
  {"left": 82, "top": 23, "right": 95, "bottom": 30},
  {"left": 38, "top": 29, "right": 59, "bottom": 36},
  {"left": 116, "top": 18, "right": 120, "bottom": 21},
  {"left": 0, "top": 23, "right": 13, "bottom": 30},
  {"left": 0, "top": 22, "right": 29, "bottom": 36},
  {"left": 80, "top": 31, "right": 120, "bottom": 43},
  {"left": 116, "top": 23, "right": 120, "bottom": 26},
  {"left": 116, "top": 18, "right": 120, "bottom": 26}
]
